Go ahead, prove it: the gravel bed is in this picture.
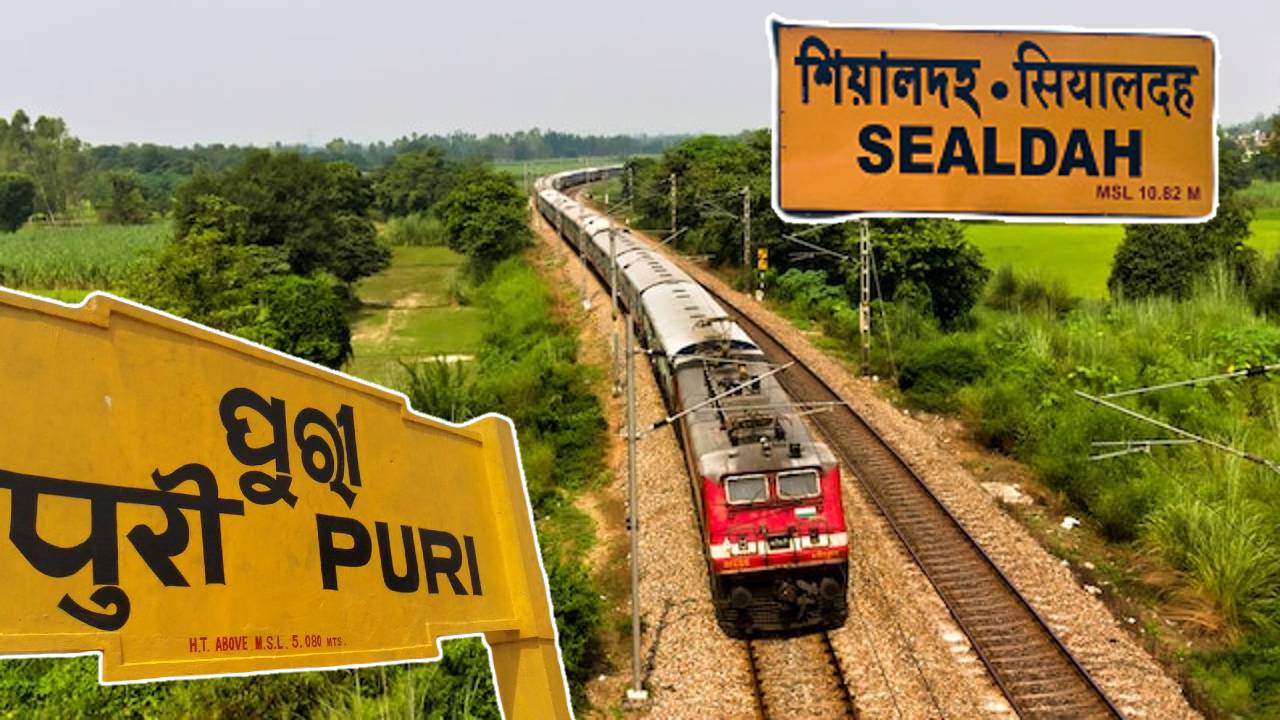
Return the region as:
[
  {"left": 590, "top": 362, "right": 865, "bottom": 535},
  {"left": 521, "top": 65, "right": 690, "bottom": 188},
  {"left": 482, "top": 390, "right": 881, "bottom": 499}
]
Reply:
[
  {"left": 649, "top": 236, "right": 1199, "bottom": 719},
  {"left": 751, "top": 635, "right": 849, "bottom": 718},
  {"left": 533, "top": 211, "right": 755, "bottom": 719}
]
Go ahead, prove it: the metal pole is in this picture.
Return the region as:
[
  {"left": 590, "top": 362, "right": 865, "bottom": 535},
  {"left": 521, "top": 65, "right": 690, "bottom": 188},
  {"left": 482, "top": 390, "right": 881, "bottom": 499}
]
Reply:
[
  {"left": 628, "top": 166, "right": 634, "bottom": 210},
  {"left": 611, "top": 228, "right": 620, "bottom": 396},
  {"left": 625, "top": 317, "right": 647, "bottom": 702},
  {"left": 580, "top": 234, "right": 592, "bottom": 311},
  {"left": 742, "top": 186, "right": 751, "bottom": 285},
  {"left": 669, "top": 174, "right": 677, "bottom": 238},
  {"left": 859, "top": 220, "right": 872, "bottom": 376}
]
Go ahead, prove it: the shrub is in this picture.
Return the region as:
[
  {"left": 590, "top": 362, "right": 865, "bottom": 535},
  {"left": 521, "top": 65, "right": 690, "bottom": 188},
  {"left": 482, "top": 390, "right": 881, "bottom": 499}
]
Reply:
[
  {"left": 1109, "top": 195, "right": 1257, "bottom": 300},
  {"left": 241, "top": 272, "right": 353, "bottom": 369},
  {"left": 963, "top": 378, "right": 1038, "bottom": 454},
  {"left": 0, "top": 172, "right": 36, "bottom": 232},
  {"left": 403, "top": 357, "right": 476, "bottom": 422},
  {"left": 897, "top": 335, "right": 988, "bottom": 411},
  {"left": 384, "top": 212, "right": 447, "bottom": 246},
  {"left": 95, "top": 170, "right": 150, "bottom": 225},
  {"left": 543, "top": 550, "right": 603, "bottom": 707},
  {"left": 868, "top": 219, "right": 991, "bottom": 329},
  {"left": 1144, "top": 493, "right": 1280, "bottom": 637}
]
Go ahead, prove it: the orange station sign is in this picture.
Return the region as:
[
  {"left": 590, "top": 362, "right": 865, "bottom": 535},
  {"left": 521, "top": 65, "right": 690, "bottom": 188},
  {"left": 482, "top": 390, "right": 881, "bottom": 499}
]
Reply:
[{"left": 771, "top": 18, "right": 1217, "bottom": 221}]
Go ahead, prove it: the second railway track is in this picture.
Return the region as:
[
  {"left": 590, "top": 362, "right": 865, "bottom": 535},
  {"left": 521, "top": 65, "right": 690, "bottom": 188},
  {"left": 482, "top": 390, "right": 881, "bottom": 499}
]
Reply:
[{"left": 704, "top": 284, "right": 1124, "bottom": 720}]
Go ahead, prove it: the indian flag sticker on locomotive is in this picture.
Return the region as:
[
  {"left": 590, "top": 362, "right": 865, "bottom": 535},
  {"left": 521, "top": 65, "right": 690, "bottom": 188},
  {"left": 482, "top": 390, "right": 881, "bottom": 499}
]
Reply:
[
  {"left": 0, "top": 289, "right": 571, "bottom": 720},
  {"left": 769, "top": 17, "right": 1217, "bottom": 222}
]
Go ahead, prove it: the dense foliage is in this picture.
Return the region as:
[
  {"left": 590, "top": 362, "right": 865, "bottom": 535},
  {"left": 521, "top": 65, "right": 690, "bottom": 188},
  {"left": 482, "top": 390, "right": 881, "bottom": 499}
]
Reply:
[
  {"left": 1110, "top": 137, "right": 1258, "bottom": 300},
  {"left": 122, "top": 195, "right": 353, "bottom": 368},
  {"left": 94, "top": 170, "right": 150, "bottom": 225},
  {"left": 626, "top": 131, "right": 990, "bottom": 327},
  {"left": 402, "top": 259, "right": 607, "bottom": 709},
  {"left": 438, "top": 173, "right": 532, "bottom": 278},
  {"left": 375, "top": 147, "right": 479, "bottom": 217},
  {"left": 0, "top": 171, "right": 35, "bottom": 232},
  {"left": 0, "top": 111, "right": 87, "bottom": 221},
  {"left": 173, "top": 150, "right": 389, "bottom": 283}
]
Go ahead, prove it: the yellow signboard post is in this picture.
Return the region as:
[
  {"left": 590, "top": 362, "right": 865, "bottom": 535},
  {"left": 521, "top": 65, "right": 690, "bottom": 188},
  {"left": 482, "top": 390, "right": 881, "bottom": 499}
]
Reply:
[
  {"left": 0, "top": 289, "right": 570, "bottom": 719},
  {"left": 771, "top": 18, "right": 1217, "bottom": 221},
  {"left": 756, "top": 247, "right": 769, "bottom": 271}
]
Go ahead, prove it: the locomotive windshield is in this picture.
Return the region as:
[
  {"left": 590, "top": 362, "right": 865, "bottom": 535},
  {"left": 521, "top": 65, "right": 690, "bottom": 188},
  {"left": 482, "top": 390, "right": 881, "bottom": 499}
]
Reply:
[
  {"left": 725, "top": 474, "right": 768, "bottom": 505},
  {"left": 777, "top": 469, "right": 821, "bottom": 499}
]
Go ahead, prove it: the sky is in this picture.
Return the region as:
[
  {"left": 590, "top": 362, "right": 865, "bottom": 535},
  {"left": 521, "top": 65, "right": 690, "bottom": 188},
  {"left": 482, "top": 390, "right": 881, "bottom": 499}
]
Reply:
[{"left": 1, "top": 0, "right": 1276, "bottom": 147}]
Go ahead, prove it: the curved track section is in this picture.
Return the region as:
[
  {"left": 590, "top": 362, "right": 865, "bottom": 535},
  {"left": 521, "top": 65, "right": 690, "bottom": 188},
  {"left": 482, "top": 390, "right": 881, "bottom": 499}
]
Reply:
[{"left": 706, "top": 286, "right": 1123, "bottom": 720}]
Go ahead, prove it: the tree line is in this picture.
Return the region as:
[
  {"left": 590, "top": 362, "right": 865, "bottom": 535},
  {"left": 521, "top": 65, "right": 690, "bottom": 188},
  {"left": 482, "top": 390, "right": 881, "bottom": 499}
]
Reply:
[{"left": 0, "top": 109, "right": 684, "bottom": 230}]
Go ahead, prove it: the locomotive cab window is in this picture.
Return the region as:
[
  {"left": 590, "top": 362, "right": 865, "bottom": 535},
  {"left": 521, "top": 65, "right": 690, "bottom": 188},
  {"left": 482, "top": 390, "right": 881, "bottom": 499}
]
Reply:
[
  {"left": 725, "top": 474, "right": 769, "bottom": 505},
  {"left": 777, "top": 470, "right": 821, "bottom": 500}
]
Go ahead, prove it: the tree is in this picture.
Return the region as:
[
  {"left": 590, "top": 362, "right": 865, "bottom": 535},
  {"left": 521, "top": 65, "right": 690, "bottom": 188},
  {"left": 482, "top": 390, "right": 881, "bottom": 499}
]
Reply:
[
  {"left": 173, "top": 150, "right": 389, "bottom": 283},
  {"left": 0, "top": 110, "right": 87, "bottom": 221},
  {"left": 437, "top": 172, "right": 531, "bottom": 277},
  {"left": 1109, "top": 136, "right": 1257, "bottom": 300},
  {"left": 1254, "top": 112, "right": 1280, "bottom": 182},
  {"left": 96, "top": 170, "right": 150, "bottom": 224},
  {"left": 1108, "top": 197, "right": 1256, "bottom": 300},
  {"left": 866, "top": 219, "right": 991, "bottom": 328},
  {"left": 122, "top": 210, "right": 352, "bottom": 368},
  {"left": 0, "top": 172, "right": 35, "bottom": 232},
  {"left": 374, "top": 147, "right": 461, "bottom": 217}
]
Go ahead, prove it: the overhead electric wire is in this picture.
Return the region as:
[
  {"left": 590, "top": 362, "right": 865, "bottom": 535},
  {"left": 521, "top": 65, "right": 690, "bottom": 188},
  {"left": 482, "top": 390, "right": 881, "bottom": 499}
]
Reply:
[{"left": 1075, "top": 389, "right": 1280, "bottom": 474}]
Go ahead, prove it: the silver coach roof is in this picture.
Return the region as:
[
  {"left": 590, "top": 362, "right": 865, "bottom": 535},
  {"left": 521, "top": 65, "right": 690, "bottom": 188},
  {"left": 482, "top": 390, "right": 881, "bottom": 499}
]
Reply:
[
  {"left": 618, "top": 248, "right": 686, "bottom": 294},
  {"left": 641, "top": 281, "right": 758, "bottom": 359}
]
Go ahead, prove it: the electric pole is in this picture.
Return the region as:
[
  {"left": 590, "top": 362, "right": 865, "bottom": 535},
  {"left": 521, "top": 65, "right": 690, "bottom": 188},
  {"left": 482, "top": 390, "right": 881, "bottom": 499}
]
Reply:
[
  {"left": 610, "top": 227, "right": 620, "bottom": 396},
  {"left": 624, "top": 316, "right": 647, "bottom": 703},
  {"left": 628, "top": 166, "right": 634, "bottom": 210},
  {"left": 581, "top": 239, "right": 592, "bottom": 311},
  {"left": 859, "top": 220, "right": 871, "bottom": 376},
  {"left": 669, "top": 173, "right": 677, "bottom": 238},
  {"left": 742, "top": 186, "right": 751, "bottom": 284}
]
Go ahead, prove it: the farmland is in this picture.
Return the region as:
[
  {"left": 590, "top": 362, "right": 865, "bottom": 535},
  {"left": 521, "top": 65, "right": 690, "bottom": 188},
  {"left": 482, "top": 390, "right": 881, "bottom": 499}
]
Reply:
[
  {"left": 0, "top": 222, "right": 168, "bottom": 292},
  {"left": 966, "top": 202, "right": 1280, "bottom": 298},
  {"left": 344, "top": 245, "right": 485, "bottom": 388}
]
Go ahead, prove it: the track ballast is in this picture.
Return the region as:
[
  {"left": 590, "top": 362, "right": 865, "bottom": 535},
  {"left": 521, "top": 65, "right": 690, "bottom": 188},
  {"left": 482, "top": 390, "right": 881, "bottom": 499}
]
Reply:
[{"left": 704, "top": 284, "right": 1124, "bottom": 720}]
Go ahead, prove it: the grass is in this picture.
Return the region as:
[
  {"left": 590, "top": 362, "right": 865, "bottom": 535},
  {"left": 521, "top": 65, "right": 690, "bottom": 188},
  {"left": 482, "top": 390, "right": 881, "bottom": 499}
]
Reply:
[
  {"left": 343, "top": 246, "right": 485, "bottom": 388},
  {"left": 964, "top": 222, "right": 1123, "bottom": 298},
  {"left": 1239, "top": 179, "right": 1280, "bottom": 209},
  {"left": 964, "top": 204, "right": 1280, "bottom": 298},
  {"left": 0, "top": 221, "right": 169, "bottom": 289}
]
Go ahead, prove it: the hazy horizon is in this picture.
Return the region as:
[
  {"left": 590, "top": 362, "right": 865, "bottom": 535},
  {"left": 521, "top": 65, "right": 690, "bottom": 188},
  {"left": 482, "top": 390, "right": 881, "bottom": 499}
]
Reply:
[{"left": 2, "top": 0, "right": 1275, "bottom": 147}]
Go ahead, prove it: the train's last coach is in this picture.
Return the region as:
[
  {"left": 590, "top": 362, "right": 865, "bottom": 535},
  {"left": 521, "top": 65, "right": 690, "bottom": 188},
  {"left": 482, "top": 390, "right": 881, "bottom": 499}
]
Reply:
[{"left": 538, "top": 166, "right": 849, "bottom": 635}]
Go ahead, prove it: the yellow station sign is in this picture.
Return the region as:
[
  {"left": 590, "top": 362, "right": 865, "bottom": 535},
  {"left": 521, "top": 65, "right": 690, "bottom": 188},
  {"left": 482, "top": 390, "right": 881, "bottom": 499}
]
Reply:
[
  {"left": 771, "top": 19, "right": 1217, "bottom": 221},
  {"left": 0, "top": 289, "right": 570, "bottom": 719}
]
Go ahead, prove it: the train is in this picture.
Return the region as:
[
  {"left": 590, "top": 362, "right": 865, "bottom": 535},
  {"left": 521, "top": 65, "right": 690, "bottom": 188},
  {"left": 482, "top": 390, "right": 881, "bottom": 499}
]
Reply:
[{"left": 534, "top": 166, "right": 849, "bottom": 637}]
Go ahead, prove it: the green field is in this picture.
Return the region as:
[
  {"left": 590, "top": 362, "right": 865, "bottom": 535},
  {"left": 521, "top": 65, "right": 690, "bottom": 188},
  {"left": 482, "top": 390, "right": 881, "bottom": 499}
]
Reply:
[
  {"left": 966, "top": 206, "right": 1280, "bottom": 298},
  {"left": 0, "top": 222, "right": 169, "bottom": 291},
  {"left": 344, "top": 245, "right": 485, "bottom": 387}
]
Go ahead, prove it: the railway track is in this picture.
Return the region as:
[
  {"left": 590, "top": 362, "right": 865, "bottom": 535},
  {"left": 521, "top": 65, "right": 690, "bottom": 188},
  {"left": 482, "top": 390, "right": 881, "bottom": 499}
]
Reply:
[
  {"left": 705, "top": 285, "right": 1124, "bottom": 720},
  {"left": 746, "top": 632, "right": 858, "bottom": 719}
]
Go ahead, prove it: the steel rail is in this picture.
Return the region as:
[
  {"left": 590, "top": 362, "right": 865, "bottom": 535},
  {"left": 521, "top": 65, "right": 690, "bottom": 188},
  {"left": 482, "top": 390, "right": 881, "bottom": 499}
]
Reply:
[{"left": 704, "top": 285, "right": 1124, "bottom": 720}]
